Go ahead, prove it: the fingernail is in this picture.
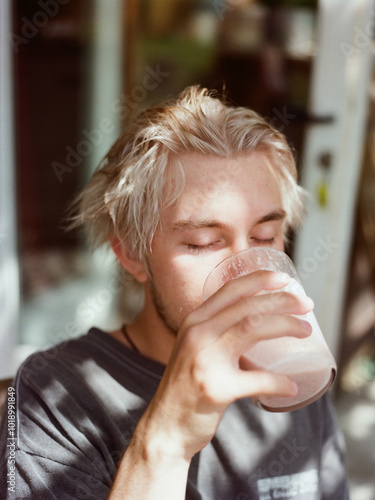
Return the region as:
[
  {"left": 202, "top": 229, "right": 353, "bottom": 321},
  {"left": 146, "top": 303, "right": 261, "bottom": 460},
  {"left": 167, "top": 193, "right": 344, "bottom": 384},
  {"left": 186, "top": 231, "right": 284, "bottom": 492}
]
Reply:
[
  {"left": 291, "top": 381, "right": 298, "bottom": 395},
  {"left": 300, "top": 296, "right": 314, "bottom": 308},
  {"left": 275, "top": 272, "right": 290, "bottom": 283},
  {"left": 299, "top": 319, "right": 312, "bottom": 332}
]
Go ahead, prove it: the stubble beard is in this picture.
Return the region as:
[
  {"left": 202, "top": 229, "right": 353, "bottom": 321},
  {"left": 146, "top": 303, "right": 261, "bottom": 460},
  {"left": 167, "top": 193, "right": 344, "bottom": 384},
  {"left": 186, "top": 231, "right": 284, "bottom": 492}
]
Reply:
[{"left": 149, "top": 277, "right": 180, "bottom": 336}]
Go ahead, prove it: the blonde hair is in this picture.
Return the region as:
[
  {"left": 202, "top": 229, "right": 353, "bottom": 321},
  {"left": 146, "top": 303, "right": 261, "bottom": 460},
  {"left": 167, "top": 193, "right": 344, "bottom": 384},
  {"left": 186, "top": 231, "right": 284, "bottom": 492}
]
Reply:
[{"left": 70, "top": 86, "right": 304, "bottom": 261}]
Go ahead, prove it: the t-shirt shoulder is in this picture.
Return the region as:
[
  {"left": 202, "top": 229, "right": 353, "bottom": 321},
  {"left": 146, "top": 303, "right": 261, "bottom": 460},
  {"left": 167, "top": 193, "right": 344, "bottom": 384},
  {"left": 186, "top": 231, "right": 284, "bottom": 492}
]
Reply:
[{"left": 15, "top": 327, "right": 165, "bottom": 392}]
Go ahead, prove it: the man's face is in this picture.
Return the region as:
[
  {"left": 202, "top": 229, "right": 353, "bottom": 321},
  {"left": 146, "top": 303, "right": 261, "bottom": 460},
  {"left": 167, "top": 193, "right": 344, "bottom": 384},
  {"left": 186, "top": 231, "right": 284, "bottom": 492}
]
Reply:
[{"left": 144, "top": 151, "right": 285, "bottom": 334}]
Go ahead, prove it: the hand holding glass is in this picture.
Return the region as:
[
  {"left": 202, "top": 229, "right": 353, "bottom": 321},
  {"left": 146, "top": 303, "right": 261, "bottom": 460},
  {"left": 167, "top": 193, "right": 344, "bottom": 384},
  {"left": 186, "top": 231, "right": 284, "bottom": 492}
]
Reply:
[{"left": 203, "top": 248, "right": 336, "bottom": 412}]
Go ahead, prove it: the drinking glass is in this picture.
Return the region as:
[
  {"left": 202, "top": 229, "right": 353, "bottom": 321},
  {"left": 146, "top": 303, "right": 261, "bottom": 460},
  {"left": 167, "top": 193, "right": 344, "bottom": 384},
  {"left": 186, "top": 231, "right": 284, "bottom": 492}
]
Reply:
[{"left": 203, "top": 247, "right": 336, "bottom": 412}]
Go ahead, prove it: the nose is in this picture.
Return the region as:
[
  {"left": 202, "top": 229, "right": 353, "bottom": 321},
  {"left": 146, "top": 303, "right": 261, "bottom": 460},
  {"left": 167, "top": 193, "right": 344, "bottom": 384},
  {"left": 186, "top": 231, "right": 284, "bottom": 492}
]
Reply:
[{"left": 230, "top": 236, "right": 253, "bottom": 256}]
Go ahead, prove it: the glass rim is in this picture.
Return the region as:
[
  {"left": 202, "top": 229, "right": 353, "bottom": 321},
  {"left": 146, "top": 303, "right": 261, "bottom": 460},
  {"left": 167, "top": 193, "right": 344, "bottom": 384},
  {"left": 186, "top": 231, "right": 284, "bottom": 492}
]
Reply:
[{"left": 203, "top": 247, "right": 296, "bottom": 300}]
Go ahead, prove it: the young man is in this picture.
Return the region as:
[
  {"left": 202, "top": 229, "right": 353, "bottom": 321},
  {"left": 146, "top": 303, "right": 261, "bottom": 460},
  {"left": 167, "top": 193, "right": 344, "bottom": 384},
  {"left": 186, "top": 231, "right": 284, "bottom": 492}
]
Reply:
[{"left": 0, "top": 86, "right": 348, "bottom": 499}]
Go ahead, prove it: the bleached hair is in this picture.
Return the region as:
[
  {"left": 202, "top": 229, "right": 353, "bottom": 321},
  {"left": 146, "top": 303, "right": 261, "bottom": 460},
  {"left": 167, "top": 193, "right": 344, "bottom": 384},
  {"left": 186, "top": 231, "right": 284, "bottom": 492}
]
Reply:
[{"left": 69, "top": 85, "right": 304, "bottom": 261}]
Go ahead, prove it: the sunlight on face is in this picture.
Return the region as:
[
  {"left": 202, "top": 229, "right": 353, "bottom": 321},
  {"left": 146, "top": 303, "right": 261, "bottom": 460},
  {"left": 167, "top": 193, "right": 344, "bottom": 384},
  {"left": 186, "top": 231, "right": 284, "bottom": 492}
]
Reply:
[{"left": 145, "top": 151, "right": 285, "bottom": 334}]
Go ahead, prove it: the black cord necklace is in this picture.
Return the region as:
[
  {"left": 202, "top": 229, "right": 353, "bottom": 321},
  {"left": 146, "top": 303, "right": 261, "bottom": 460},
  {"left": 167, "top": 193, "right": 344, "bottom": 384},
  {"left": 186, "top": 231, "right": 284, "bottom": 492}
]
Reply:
[{"left": 121, "top": 325, "right": 140, "bottom": 353}]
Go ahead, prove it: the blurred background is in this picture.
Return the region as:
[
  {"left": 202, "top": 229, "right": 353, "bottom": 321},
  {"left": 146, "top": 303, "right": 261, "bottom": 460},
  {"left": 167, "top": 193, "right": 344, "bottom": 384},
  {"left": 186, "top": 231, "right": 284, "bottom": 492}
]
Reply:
[{"left": 1, "top": 0, "right": 374, "bottom": 497}]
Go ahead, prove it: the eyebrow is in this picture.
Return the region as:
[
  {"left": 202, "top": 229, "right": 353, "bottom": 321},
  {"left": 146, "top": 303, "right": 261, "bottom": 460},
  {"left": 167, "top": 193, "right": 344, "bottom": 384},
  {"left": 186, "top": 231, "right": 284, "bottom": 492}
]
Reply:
[
  {"left": 172, "top": 219, "right": 226, "bottom": 231},
  {"left": 171, "top": 209, "right": 286, "bottom": 232},
  {"left": 254, "top": 209, "right": 286, "bottom": 225}
]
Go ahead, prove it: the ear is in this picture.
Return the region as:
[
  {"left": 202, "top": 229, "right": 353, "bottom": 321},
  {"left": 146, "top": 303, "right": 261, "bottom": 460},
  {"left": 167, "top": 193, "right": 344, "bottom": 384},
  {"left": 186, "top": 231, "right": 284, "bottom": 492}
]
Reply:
[{"left": 110, "top": 238, "right": 148, "bottom": 283}]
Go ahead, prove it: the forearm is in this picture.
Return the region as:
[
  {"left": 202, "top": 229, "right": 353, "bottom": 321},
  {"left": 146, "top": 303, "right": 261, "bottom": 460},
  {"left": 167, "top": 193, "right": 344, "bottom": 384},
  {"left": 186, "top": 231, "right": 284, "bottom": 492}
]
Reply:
[
  {"left": 108, "top": 415, "right": 191, "bottom": 500},
  {"left": 109, "top": 271, "right": 310, "bottom": 498}
]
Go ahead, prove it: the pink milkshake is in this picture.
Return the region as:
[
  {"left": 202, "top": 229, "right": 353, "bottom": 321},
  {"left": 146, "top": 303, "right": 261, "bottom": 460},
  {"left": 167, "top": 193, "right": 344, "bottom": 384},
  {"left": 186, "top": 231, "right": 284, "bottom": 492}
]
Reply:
[{"left": 203, "top": 248, "right": 337, "bottom": 412}]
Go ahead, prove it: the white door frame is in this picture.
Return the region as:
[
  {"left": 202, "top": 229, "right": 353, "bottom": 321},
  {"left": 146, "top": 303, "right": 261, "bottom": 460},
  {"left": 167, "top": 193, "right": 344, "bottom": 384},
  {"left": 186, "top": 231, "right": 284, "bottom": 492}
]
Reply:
[
  {"left": 293, "top": 0, "right": 374, "bottom": 359},
  {"left": 0, "top": 1, "right": 124, "bottom": 378},
  {"left": 0, "top": 0, "right": 20, "bottom": 378}
]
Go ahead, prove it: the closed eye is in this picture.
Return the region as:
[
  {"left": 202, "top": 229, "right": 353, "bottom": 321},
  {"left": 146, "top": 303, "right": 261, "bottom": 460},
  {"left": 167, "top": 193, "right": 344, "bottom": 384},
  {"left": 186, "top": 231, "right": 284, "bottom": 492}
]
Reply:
[
  {"left": 251, "top": 237, "right": 276, "bottom": 245},
  {"left": 187, "top": 242, "right": 219, "bottom": 253}
]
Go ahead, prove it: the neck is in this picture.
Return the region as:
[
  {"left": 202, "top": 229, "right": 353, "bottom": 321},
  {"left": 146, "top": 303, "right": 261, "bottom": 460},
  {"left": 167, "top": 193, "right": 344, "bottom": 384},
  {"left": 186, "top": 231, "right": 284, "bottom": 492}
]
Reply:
[
  {"left": 128, "top": 314, "right": 176, "bottom": 366},
  {"left": 125, "top": 292, "right": 177, "bottom": 365}
]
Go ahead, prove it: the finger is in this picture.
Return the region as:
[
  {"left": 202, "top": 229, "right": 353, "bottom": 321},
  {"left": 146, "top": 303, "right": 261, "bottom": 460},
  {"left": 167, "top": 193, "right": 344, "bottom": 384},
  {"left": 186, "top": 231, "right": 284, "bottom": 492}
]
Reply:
[
  {"left": 241, "top": 291, "right": 314, "bottom": 317},
  {"left": 222, "top": 314, "right": 312, "bottom": 356},
  {"left": 239, "top": 313, "right": 312, "bottom": 342},
  {"left": 195, "top": 270, "right": 291, "bottom": 323},
  {"left": 194, "top": 290, "right": 313, "bottom": 346},
  {"left": 236, "top": 370, "right": 298, "bottom": 399},
  {"left": 214, "top": 369, "right": 298, "bottom": 403}
]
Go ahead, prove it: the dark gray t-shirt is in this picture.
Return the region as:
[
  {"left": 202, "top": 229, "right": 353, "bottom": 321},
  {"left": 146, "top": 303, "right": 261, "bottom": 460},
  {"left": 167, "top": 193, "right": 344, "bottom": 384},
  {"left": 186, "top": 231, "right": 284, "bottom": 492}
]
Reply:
[{"left": 0, "top": 328, "right": 348, "bottom": 499}]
